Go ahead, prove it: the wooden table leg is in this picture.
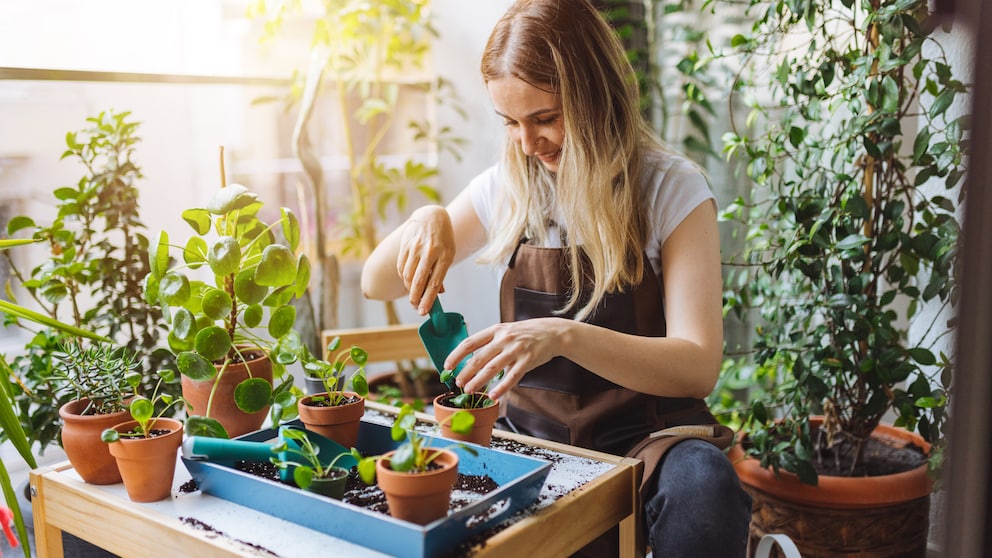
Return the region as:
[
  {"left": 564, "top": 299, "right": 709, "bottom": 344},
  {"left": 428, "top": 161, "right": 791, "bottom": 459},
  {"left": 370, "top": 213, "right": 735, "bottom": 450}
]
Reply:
[
  {"left": 30, "top": 466, "right": 65, "bottom": 558},
  {"left": 619, "top": 457, "right": 645, "bottom": 558}
]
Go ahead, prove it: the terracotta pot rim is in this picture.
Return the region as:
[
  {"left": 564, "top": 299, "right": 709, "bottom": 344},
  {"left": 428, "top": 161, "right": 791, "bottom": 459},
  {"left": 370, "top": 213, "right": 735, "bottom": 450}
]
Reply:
[
  {"left": 432, "top": 393, "right": 498, "bottom": 410},
  {"left": 109, "top": 417, "right": 184, "bottom": 437},
  {"left": 730, "top": 418, "right": 933, "bottom": 509},
  {"left": 59, "top": 398, "right": 131, "bottom": 420},
  {"left": 300, "top": 391, "right": 365, "bottom": 407},
  {"left": 376, "top": 448, "right": 459, "bottom": 478}
]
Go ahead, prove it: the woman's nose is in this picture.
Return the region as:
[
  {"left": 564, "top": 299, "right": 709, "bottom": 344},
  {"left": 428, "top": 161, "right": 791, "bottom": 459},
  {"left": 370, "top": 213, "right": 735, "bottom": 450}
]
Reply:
[{"left": 519, "top": 126, "right": 539, "bottom": 155}]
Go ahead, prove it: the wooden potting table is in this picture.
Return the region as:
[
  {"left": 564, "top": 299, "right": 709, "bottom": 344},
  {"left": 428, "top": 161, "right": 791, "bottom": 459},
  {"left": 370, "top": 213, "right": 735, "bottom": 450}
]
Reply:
[{"left": 29, "top": 402, "right": 644, "bottom": 557}]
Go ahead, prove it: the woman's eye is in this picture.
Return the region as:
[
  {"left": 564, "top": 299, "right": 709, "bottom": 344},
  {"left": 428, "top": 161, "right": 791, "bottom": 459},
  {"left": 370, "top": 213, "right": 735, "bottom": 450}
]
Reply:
[
  {"left": 502, "top": 120, "right": 518, "bottom": 127},
  {"left": 536, "top": 116, "right": 558, "bottom": 126}
]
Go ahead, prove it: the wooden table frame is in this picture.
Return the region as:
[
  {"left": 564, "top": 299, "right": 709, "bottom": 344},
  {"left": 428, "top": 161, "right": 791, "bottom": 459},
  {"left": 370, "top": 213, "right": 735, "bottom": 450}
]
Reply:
[{"left": 30, "top": 402, "right": 644, "bottom": 557}]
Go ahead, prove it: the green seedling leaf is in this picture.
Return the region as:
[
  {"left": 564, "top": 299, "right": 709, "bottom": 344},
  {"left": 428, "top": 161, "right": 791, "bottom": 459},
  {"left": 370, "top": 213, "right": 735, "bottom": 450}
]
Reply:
[
  {"left": 268, "top": 305, "right": 296, "bottom": 339},
  {"left": 101, "top": 429, "right": 120, "bottom": 443},
  {"left": 449, "top": 410, "right": 475, "bottom": 435},
  {"left": 184, "top": 236, "right": 208, "bottom": 267},
  {"left": 390, "top": 444, "right": 416, "bottom": 472},
  {"left": 357, "top": 457, "right": 377, "bottom": 484},
  {"left": 185, "top": 416, "right": 230, "bottom": 439},
  {"left": 172, "top": 307, "right": 196, "bottom": 340},
  {"left": 129, "top": 397, "right": 154, "bottom": 425},
  {"left": 351, "top": 373, "right": 369, "bottom": 397},
  {"left": 182, "top": 208, "right": 212, "bottom": 235},
  {"left": 294, "top": 466, "right": 314, "bottom": 489}
]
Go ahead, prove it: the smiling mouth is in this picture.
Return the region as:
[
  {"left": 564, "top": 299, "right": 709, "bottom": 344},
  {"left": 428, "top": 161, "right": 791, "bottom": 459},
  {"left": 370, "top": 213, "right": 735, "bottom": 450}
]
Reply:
[{"left": 536, "top": 150, "right": 561, "bottom": 163}]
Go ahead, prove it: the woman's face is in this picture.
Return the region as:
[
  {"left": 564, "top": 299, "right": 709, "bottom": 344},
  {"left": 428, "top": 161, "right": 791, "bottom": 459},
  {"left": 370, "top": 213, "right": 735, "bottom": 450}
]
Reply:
[{"left": 487, "top": 76, "right": 564, "bottom": 172}]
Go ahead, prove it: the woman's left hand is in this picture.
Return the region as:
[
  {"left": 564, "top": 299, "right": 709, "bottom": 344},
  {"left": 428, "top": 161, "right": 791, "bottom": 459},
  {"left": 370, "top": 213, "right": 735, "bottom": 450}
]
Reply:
[{"left": 444, "top": 317, "right": 569, "bottom": 400}]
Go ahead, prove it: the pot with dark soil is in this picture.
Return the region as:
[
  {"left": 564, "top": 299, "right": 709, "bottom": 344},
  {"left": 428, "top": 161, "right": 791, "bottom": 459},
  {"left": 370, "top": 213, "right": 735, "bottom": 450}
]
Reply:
[
  {"left": 297, "top": 338, "right": 369, "bottom": 448},
  {"left": 432, "top": 392, "right": 499, "bottom": 447}
]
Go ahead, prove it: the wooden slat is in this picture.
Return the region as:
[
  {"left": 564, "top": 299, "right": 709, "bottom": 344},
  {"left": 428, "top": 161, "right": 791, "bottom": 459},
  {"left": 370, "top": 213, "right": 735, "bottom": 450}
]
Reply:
[{"left": 321, "top": 324, "right": 428, "bottom": 363}]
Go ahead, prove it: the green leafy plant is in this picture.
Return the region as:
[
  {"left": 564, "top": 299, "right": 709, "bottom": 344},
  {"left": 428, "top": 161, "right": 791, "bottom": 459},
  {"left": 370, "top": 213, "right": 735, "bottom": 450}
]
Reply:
[
  {"left": 438, "top": 370, "right": 495, "bottom": 410},
  {"left": 355, "top": 403, "right": 476, "bottom": 484},
  {"left": 302, "top": 336, "right": 369, "bottom": 407},
  {"left": 50, "top": 341, "right": 141, "bottom": 415},
  {"left": 719, "top": 0, "right": 966, "bottom": 484},
  {"left": 100, "top": 369, "right": 183, "bottom": 441},
  {"left": 2, "top": 111, "right": 173, "bottom": 451},
  {"left": 270, "top": 426, "right": 361, "bottom": 490}
]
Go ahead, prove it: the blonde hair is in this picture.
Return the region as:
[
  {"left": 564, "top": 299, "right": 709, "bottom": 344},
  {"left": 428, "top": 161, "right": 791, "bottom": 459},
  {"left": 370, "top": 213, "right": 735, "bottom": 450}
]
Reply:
[{"left": 479, "top": 0, "right": 673, "bottom": 320}]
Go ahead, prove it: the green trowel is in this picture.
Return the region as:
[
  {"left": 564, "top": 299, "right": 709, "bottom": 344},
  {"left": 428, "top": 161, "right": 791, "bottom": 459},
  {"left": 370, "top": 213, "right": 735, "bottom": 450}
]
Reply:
[{"left": 418, "top": 297, "right": 471, "bottom": 390}]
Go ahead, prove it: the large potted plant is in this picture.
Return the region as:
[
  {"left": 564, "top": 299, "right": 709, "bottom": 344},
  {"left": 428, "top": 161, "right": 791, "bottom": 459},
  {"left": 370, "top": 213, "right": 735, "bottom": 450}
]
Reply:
[
  {"left": 146, "top": 182, "right": 308, "bottom": 438},
  {"left": 2, "top": 110, "right": 175, "bottom": 454},
  {"left": 718, "top": 0, "right": 967, "bottom": 555}
]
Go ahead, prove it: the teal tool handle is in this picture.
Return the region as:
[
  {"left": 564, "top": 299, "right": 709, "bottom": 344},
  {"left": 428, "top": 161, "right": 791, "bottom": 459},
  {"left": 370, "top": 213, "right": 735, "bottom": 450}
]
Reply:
[
  {"left": 182, "top": 436, "right": 277, "bottom": 462},
  {"left": 429, "top": 298, "right": 447, "bottom": 334}
]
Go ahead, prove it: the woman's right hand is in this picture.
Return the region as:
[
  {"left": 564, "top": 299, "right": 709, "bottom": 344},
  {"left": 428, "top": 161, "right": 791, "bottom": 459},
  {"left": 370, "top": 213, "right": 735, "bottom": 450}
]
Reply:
[{"left": 397, "top": 205, "right": 456, "bottom": 315}]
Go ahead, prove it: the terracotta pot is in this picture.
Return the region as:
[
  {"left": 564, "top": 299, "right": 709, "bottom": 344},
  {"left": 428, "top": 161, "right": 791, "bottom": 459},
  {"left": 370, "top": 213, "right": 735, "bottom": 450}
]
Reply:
[
  {"left": 304, "top": 467, "right": 349, "bottom": 500},
  {"left": 376, "top": 449, "right": 458, "bottom": 525},
  {"left": 297, "top": 392, "right": 365, "bottom": 449},
  {"left": 181, "top": 349, "right": 272, "bottom": 438},
  {"left": 432, "top": 393, "right": 499, "bottom": 446},
  {"left": 107, "top": 418, "right": 184, "bottom": 502},
  {"left": 59, "top": 398, "right": 131, "bottom": 485},
  {"left": 729, "top": 418, "right": 932, "bottom": 557}
]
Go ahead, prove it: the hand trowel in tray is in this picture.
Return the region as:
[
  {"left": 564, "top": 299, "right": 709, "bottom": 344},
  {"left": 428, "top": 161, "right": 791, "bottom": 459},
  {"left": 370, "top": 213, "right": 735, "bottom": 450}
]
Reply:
[{"left": 418, "top": 297, "right": 471, "bottom": 389}]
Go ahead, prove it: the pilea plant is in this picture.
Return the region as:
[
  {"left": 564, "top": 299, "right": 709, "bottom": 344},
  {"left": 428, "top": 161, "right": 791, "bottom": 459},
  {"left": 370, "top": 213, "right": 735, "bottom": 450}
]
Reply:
[
  {"left": 303, "top": 336, "right": 370, "bottom": 407},
  {"left": 270, "top": 427, "right": 360, "bottom": 492},
  {"left": 355, "top": 404, "right": 476, "bottom": 483},
  {"left": 100, "top": 369, "right": 183, "bottom": 441},
  {"left": 2, "top": 110, "right": 174, "bottom": 452},
  {"left": 438, "top": 370, "right": 495, "bottom": 410},
  {"left": 146, "top": 183, "right": 308, "bottom": 437},
  {"left": 719, "top": 0, "right": 967, "bottom": 483}
]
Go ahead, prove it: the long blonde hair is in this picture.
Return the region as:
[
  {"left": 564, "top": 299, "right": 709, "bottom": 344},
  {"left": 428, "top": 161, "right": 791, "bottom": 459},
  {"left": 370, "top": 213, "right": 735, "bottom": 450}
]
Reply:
[{"left": 479, "top": 0, "right": 670, "bottom": 320}]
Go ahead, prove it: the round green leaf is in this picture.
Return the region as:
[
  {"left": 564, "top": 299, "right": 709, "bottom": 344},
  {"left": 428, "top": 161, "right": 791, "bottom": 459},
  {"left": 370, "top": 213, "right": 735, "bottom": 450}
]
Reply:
[
  {"left": 243, "top": 304, "right": 264, "bottom": 328},
  {"left": 234, "top": 378, "right": 272, "bottom": 413},
  {"left": 255, "top": 245, "right": 297, "bottom": 287},
  {"left": 185, "top": 416, "right": 229, "bottom": 439},
  {"left": 208, "top": 236, "right": 241, "bottom": 277},
  {"left": 150, "top": 230, "right": 169, "bottom": 278},
  {"left": 194, "top": 326, "right": 232, "bottom": 362},
  {"left": 129, "top": 397, "right": 154, "bottom": 424},
  {"left": 268, "top": 305, "right": 296, "bottom": 339},
  {"left": 449, "top": 410, "right": 476, "bottom": 435},
  {"left": 177, "top": 351, "right": 217, "bottom": 381},
  {"left": 263, "top": 286, "right": 294, "bottom": 308},
  {"left": 159, "top": 272, "right": 191, "bottom": 306},
  {"left": 6, "top": 215, "right": 35, "bottom": 235},
  {"left": 183, "top": 236, "right": 208, "bottom": 268},
  {"left": 293, "top": 466, "right": 314, "bottom": 489},
  {"left": 142, "top": 273, "right": 160, "bottom": 305},
  {"left": 201, "top": 288, "right": 233, "bottom": 321},
  {"left": 390, "top": 444, "right": 416, "bottom": 472},
  {"left": 167, "top": 330, "right": 193, "bottom": 353},
  {"left": 172, "top": 307, "right": 196, "bottom": 340},
  {"left": 182, "top": 208, "right": 212, "bottom": 235},
  {"left": 235, "top": 269, "right": 267, "bottom": 304},
  {"left": 207, "top": 184, "right": 258, "bottom": 215}
]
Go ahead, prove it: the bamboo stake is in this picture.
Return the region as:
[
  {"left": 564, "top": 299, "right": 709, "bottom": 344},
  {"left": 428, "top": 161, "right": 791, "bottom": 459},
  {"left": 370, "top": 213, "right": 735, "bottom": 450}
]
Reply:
[{"left": 219, "top": 145, "right": 227, "bottom": 188}]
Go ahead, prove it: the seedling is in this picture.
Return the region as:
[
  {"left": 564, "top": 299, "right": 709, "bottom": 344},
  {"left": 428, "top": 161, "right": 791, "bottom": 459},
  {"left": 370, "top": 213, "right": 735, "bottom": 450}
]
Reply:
[
  {"left": 302, "top": 336, "right": 369, "bottom": 406},
  {"left": 439, "top": 370, "right": 495, "bottom": 410},
  {"left": 100, "top": 370, "right": 184, "bottom": 441},
  {"left": 270, "top": 427, "right": 362, "bottom": 490}
]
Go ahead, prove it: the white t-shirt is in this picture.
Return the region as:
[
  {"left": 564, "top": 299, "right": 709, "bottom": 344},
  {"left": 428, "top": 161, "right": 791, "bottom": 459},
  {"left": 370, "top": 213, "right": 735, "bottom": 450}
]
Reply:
[{"left": 467, "top": 149, "right": 716, "bottom": 278}]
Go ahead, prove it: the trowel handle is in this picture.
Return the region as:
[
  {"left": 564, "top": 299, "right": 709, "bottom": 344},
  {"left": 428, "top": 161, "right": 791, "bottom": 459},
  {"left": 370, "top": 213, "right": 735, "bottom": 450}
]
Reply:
[
  {"left": 182, "top": 436, "right": 278, "bottom": 462},
  {"left": 429, "top": 298, "right": 446, "bottom": 333}
]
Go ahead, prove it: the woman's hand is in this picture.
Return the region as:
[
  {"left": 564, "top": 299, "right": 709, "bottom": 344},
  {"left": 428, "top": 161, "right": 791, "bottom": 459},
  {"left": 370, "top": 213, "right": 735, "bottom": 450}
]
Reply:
[
  {"left": 445, "top": 317, "right": 571, "bottom": 400},
  {"left": 397, "top": 206, "right": 456, "bottom": 315}
]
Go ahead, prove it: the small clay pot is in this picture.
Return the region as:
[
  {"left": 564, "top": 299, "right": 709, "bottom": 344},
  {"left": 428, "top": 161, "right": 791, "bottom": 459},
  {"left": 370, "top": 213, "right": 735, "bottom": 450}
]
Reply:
[
  {"left": 432, "top": 393, "right": 499, "bottom": 447},
  {"left": 59, "top": 398, "right": 131, "bottom": 485},
  {"left": 375, "top": 449, "right": 458, "bottom": 525},
  {"left": 107, "top": 418, "right": 184, "bottom": 502},
  {"left": 297, "top": 392, "right": 365, "bottom": 449}
]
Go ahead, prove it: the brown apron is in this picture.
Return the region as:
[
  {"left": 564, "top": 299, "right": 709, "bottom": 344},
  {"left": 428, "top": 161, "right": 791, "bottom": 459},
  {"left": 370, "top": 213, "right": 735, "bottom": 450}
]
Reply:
[{"left": 498, "top": 241, "right": 733, "bottom": 501}]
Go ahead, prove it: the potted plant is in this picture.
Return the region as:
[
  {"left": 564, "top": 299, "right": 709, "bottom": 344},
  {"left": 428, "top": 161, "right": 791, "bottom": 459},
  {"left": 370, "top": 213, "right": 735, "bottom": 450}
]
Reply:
[
  {"left": 297, "top": 337, "right": 369, "bottom": 448},
  {"left": 355, "top": 404, "right": 476, "bottom": 525},
  {"left": 2, "top": 110, "right": 176, "bottom": 455},
  {"left": 52, "top": 342, "right": 141, "bottom": 485},
  {"left": 269, "top": 426, "right": 360, "bottom": 500},
  {"left": 146, "top": 182, "right": 308, "bottom": 438},
  {"left": 717, "top": 0, "right": 967, "bottom": 555},
  {"left": 432, "top": 369, "right": 498, "bottom": 446},
  {"left": 101, "top": 372, "right": 185, "bottom": 503}
]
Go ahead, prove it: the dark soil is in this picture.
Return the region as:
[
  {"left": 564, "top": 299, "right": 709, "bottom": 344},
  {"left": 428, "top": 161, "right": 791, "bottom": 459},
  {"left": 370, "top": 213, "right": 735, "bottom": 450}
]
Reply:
[
  {"left": 179, "top": 516, "right": 279, "bottom": 556},
  {"left": 302, "top": 394, "right": 362, "bottom": 407},
  {"left": 233, "top": 460, "right": 500, "bottom": 515},
  {"left": 179, "top": 478, "right": 199, "bottom": 493}
]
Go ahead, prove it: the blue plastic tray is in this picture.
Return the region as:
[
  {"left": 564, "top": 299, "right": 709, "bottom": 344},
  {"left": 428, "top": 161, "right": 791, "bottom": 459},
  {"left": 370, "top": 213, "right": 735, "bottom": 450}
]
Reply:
[{"left": 182, "top": 418, "right": 551, "bottom": 558}]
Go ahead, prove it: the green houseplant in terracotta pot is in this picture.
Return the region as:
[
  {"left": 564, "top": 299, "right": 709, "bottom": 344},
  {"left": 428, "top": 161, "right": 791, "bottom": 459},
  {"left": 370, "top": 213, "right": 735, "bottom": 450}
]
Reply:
[
  {"left": 147, "top": 183, "right": 308, "bottom": 438},
  {"left": 432, "top": 370, "right": 498, "bottom": 447},
  {"left": 297, "top": 336, "right": 369, "bottom": 448},
  {"left": 53, "top": 342, "right": 141, "bottom": 485},
  {"left": 101, "top": 372, "right": 185, "bottom": 503},
  {"left": 717, "top": 0, "right": 968, "bottom": 555},
  {"left": 355, "top": 403, "right": 476, "bottom": 525}
]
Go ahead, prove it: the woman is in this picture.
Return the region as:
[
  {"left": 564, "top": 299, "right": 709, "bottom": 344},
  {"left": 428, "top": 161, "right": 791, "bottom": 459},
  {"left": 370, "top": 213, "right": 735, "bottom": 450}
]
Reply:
[{"left": 362, "top": 0, "right": 751, "bottom": 555}]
